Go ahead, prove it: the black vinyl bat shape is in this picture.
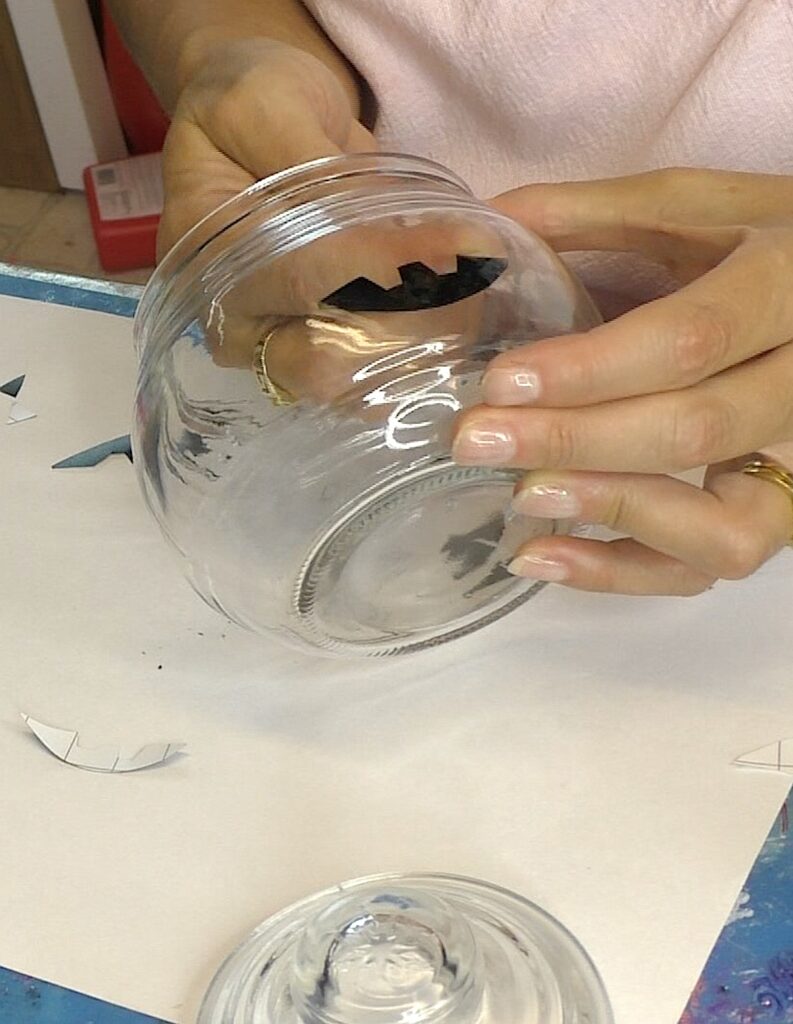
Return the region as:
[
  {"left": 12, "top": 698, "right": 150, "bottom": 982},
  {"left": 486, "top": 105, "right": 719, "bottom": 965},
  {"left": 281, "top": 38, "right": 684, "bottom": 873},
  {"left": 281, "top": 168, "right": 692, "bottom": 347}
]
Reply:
[{"left": 321, "top": 255, "right": 507, "bottom": 312}]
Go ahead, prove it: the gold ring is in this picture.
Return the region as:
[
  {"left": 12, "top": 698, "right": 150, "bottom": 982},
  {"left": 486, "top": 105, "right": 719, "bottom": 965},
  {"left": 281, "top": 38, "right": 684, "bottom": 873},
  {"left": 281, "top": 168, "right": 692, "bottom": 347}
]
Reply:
[
  {"left": 252, "top": 323, "right": 295, "bottom": 406},
  {"left": 741, "top": 458, "right": 793, "bottom": 545}
]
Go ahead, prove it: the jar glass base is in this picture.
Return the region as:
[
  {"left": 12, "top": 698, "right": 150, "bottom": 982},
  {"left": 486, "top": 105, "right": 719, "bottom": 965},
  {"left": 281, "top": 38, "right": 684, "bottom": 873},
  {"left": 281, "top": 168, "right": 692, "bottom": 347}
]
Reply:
[{"left": 293, "top": 462, "right": 555, "bottom": 656}]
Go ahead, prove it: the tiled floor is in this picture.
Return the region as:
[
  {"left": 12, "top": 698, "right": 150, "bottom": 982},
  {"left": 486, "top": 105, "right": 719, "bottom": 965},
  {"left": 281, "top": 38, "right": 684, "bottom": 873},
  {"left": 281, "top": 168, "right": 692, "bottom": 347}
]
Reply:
[{"left": 0, "top": 186, "right": 152, "bottom": 286}]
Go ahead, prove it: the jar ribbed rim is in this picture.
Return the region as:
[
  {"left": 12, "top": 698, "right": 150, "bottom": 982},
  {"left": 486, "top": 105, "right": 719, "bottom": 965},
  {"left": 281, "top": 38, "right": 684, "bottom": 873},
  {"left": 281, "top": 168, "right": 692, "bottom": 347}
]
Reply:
[{"left": 134, "top": 153, "right": 476, "bottom": 355}]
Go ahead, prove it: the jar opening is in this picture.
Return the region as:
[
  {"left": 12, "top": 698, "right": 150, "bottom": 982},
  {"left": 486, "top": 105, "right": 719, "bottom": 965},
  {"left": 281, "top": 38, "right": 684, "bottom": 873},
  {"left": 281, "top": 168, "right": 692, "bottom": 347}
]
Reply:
[{"left": 134, "top": 154, "right": 483, "bottom": 363}]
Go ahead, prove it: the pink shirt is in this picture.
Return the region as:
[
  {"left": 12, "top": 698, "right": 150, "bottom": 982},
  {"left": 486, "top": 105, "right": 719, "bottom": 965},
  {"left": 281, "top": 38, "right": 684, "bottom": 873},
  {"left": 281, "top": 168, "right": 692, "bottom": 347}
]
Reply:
[{"left": 306, "top": 0, "right": 793, "bottom": 196}]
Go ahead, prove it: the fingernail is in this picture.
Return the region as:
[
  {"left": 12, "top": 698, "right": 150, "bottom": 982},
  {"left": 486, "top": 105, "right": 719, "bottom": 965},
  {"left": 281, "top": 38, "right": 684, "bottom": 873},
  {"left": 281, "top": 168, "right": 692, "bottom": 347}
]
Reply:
[
  {"left": 512, "top": 483, "right": 581, "bottom": 518},
  {"left": 453, "top": 426, "right": 516, "bottom": 465},
  {"left": 483, "top": 368, "right": 541, "bottom": 406},
  {"left": 507, "top": 553, "right": 569, "bottom": 581}
]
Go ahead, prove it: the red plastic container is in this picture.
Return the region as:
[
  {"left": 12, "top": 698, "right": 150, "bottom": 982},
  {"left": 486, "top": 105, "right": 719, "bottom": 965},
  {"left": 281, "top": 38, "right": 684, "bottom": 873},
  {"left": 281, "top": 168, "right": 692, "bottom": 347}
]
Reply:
[{"left": 84, "top": 153, "right": 163, "bottom": 272}]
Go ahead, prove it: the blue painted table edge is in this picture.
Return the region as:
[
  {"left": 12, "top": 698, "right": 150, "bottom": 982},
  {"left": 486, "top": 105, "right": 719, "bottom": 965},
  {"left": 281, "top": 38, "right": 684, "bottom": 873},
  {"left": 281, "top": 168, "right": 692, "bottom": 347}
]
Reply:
[
  {"left": 1, "top": 262, "right": 791, "bottom": 1024},
  {"left": 0, "top": 261, "right": 141, "bottom": 318}
]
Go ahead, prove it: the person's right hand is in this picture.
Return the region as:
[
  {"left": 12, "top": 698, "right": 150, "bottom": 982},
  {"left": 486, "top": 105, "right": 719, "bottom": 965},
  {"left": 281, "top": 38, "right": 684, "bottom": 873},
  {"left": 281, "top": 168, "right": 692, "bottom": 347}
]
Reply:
[{"left": 159, "top": 37, "right": 375, "bottom": 258}]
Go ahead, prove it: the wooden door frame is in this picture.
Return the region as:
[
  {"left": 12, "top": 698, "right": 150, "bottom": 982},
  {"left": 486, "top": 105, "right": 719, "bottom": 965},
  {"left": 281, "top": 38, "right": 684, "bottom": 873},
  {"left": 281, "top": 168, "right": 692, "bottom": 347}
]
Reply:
[{"left": 0, "top": 0, "right": 59, "bottom": 191}]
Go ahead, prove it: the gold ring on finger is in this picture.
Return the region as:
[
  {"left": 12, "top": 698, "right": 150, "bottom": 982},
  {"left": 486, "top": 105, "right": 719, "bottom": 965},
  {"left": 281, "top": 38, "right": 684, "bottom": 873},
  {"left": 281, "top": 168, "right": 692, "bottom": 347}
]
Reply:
[
  {"left": 741, "top": 459, "right": 793, "bottom": 546},
  {"left": 252, "top": 322, "right": 296, "bottom": 406}
]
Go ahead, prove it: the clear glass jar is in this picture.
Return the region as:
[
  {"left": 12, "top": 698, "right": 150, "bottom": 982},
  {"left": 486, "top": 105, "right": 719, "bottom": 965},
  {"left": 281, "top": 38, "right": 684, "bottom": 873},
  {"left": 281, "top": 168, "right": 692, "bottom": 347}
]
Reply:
[
  {"left": 133, "top": 154, "right": 599, "bottom": 656},
  {"left": 198, "top": 873, "right": 613, "bottom": 1024}
]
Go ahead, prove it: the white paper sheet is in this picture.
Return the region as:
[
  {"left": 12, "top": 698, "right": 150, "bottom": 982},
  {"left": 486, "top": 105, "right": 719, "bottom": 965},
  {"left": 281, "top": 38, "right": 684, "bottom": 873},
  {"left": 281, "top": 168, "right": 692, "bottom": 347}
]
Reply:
[{"left": 1, "top": 293, "right": 792, "bottom": 1024}]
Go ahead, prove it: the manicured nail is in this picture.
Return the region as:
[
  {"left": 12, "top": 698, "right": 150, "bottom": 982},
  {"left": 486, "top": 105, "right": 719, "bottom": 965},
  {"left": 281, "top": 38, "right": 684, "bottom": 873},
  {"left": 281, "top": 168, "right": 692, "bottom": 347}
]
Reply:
[
  {"left": 453, "top": 426, "right": 516, "bottom": 465},
  {"left": 512, "top": 483, "right": 581, "bottom": 518},
  {"left": 483, "top": 368, "right": 541, "bottom": 406},
  {"left": 507, "top": 553, "right": 569, "bottom": 581}
]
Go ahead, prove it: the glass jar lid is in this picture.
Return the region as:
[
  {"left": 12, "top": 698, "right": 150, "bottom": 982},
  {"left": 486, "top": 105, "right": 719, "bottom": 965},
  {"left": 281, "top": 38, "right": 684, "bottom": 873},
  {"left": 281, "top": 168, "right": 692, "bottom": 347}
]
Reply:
[{"left": 198, "top": 874, "right": 613, "bottom": 1024}]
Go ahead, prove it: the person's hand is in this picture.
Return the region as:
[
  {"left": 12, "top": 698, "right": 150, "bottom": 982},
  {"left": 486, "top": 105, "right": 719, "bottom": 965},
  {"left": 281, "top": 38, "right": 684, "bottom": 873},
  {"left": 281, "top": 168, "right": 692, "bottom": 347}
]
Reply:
[
  {"left": 158, "top": 37, "right": 378, "bottom": 383},
  {"left": 159, "top": 37, "right": 375, "bottom": 258},
  {"left": 452, "top": 168, "right": 793, "bottom": 595},
  {"left": 158, "top": 38, "right": 491, "bottom": 405}
]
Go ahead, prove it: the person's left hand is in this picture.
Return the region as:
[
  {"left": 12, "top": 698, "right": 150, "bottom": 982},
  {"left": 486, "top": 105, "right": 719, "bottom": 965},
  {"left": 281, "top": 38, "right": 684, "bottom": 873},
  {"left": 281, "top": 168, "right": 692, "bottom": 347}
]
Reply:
[{"left": 452, "top": 168, "right": 793, "bottom": 595}]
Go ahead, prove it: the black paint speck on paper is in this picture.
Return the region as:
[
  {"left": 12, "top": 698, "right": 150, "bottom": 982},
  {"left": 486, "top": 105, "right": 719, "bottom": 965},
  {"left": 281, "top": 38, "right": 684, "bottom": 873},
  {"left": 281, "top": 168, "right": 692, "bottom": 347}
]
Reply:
[{"left": 321, "top": 255, "right": 508, "bottom": 312}]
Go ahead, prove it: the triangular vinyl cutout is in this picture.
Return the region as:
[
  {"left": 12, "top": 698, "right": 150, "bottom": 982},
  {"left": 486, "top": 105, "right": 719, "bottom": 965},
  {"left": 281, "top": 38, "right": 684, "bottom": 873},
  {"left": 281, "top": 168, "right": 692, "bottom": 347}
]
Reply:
[
  {"left": 0, "top": 375, "right": 25, "bottom": 399},
  {"left": 733, "top": 739, "right": 793, "bottom": 773},
  {"left": 52, "top": 434, "right": 133, "bottom": 469},
  {"left": 7, "top": 401, "right": 36, "bottom": 425}
]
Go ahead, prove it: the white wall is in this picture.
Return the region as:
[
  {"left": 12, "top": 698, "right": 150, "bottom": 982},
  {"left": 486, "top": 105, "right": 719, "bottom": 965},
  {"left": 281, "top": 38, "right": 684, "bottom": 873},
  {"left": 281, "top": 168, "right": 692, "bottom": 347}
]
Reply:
[{"left": 7, "top": 0, "right": 127, "bottom": 190}]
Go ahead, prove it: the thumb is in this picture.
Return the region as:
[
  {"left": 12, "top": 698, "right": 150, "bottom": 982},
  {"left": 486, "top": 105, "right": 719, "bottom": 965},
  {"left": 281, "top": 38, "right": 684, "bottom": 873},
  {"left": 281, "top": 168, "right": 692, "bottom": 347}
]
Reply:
[{"left": 157, "top": 108, "right": 373, "bottom": 259}]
